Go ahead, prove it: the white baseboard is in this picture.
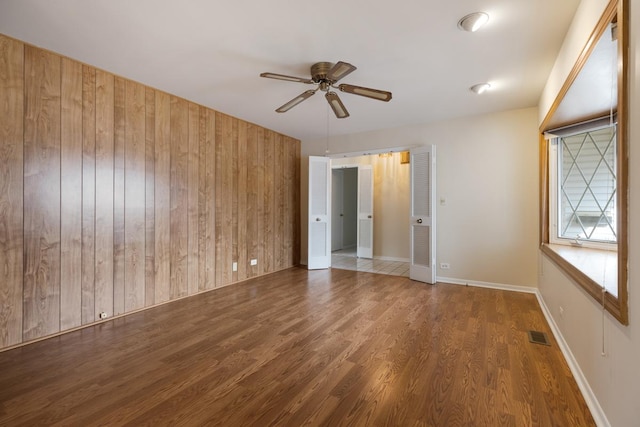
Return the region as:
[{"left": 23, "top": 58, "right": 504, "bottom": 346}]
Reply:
[
  {"left": 436, "top": 275, "right": 609, "bottom": 427},
  {"left": 436, "top": 276, "right": 537, "bottom": 294},
  {"left": 534, "top": 292, "right": 610, "bottom": 427}
]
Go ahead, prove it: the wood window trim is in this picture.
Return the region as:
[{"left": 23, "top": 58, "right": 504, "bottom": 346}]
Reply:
[{"left": 539, "top": 0, "right": 628, "bottom": 325}]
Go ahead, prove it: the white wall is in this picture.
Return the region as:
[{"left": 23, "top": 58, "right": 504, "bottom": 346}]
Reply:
[
  {"left": 302, "top": 107, "right": 539, "bottom": 288},
  {"left": 538, "top": 1, "right": 640, "bottom": 426}
]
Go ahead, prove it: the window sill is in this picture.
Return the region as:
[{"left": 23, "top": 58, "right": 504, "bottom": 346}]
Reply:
[
  {"left": 541, "top": 243, "right": 626, "bottom": 324},
  {"left": 544, "top": 243, "right": 617, "bottom": 296}
]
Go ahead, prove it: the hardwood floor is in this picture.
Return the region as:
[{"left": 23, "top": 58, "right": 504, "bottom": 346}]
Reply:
[{"left": 0, "top": 267, "right": 594, "bottom": 426}]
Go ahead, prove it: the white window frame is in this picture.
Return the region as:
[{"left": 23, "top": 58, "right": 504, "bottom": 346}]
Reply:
[{"left": 547, "top": 122, "right": 618, "bottom": 252}]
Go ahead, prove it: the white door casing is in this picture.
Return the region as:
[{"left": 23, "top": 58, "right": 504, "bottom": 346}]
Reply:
[{"left": 410, "top": 146, "right": 436, "bottom": 284}]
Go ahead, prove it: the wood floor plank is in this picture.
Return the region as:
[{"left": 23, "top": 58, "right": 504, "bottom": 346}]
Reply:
[{"left": 0, "top": 270, "right": 596, "bottom": 426}]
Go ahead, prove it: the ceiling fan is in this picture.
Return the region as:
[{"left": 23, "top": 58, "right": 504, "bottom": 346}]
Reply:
[{"left": 260, "top": 61, "right": 392, "bottom": 118}]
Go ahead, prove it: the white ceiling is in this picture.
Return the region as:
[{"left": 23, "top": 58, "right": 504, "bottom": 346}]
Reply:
[{"left": 0, "top": 0, "right": 580, "bottom": 141}]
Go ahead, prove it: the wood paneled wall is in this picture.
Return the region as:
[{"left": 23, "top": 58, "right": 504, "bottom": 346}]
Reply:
[{"left": 0, "top": 34, "right": 301, "bottom": 350}]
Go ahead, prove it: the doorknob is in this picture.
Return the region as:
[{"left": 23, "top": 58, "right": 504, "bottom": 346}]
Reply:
[
  {"left": 368, "top": 215, "right": 372, "bottom": 219},
  {"left": 417, "top": 218, "right": 423, "bottom": 224},
  {"left": 316, "top": 218, "right": 321, "bottom": 221}
]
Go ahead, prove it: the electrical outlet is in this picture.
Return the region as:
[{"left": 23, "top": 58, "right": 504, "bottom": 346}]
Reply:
[
  {"left": 250, "top": 259, "right": 257, "bottom": 266},
  {"left": 440, "top": 262, "right": 450, "bottom": 270},
  {"left": 99, "top": 312, "right": 108, "bottom": 320},
  {"left": 232, "top": 262, "right": 238, "bottom": 272}
]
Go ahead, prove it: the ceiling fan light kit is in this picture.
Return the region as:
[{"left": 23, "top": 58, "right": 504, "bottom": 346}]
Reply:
[{"left": 261, "top": 61, "right": 392, "bottom": 118}]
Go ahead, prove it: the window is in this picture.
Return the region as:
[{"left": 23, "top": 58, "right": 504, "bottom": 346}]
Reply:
[
  {"left": 539, "top": 0, "right": 628, "bottom": 325},
  {"left": 548, "top": 120, "right": 617, "bottom": 248}
]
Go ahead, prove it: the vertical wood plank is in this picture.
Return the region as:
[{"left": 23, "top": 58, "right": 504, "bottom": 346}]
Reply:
[
  {"left": 59, "top": 58, "right": 83, "bottom": 330},
  {"left": 113, "top": 77, "right": 126, "bottom": 315},
  {"left": 197, "top": 107, "right": 206, "bottom": 292},
  {"left": 286, "top": 138, "right": 295, "bottom": 266},
  {"left": 204, "top": 110, "right": 216, "bottom": 290},
  {"left": 94, "top": 70, "right": 114, "bottom": 318},
  {"left": 187, "top": 103, "right": 199, "bottom": 295},
  {"left": 124, "top": 80, "right": 146, "bottom": 312},
  {"left": 236, "top": 120, "right": 247, "bottom": 281},
  {"left": 23, "top": 46, "right": 61, "bottom": 340},
  {"left": 294, "top": 140, "right": 301, "bottom": 265},
  {"left": 256, "top": 127, "right": 265, "bottom": 276},
  {"left": 274, "top": 133, "right": 284, "bottom": 270},
  {"left": 154, "top": 91, "right": 171, "bottom": 303},
  {"left": 145, "top": 88, "right": 155, "bottom": 307},
  {"left": 282, "top": 138, "right": 292, "bottom": 267},
  {"left": 263, "top": 130, "right": 275, "bottom": 273},
  {"left": 215, "top": 112, "right": 233, "bottom": 286},
  {"left": 170, "top": 96, "right": 188, "bottom": 298},
  {"left": 231, "top": 118, "right": 239, "bottom": 283},
  {"left": 81, "top": 66, "right": 96, "bottom": 325},
  {"left": 245, "top": 124, "right": 258, "bottom": 278},
  {"left": 0, "top": 35, "right": 24, "bottom": 347}
]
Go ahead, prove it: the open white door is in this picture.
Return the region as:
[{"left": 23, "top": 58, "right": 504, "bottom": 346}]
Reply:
[
  {"left": 308, "top": 156, "right": 331, "bottom": 269},
  {"left": 357, "top": 165, "right": 373, "bottom": 259},
  {"left": 410, "top": 146, "right": 436, "bottom": 283},
  {"left": 331, "top": 169, "right": 344, "bottom": 252}
]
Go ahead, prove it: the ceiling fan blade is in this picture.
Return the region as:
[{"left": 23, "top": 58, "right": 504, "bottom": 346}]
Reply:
[
  {"left": 260, "top": 72, "right": 314, "bottom": 84},
  {"left": 275, "top": 90, "right": 316, "bottom": 113},
  {"left": 325, "top": 91, "right": 350, "bottom": 118},
  {"left": 338, "top": 84, "right": 392, "bottom": 102},
  {"left": 327, "top": 61, "right": 357, "bottom": 82}
]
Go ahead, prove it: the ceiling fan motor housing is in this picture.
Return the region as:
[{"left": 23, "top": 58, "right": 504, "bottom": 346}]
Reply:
[{"left": 311, "top": 62, "right": 334, "bottom": 83}]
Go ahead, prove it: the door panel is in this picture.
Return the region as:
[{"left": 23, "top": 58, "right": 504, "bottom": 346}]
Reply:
[
  {"left": 308, "top": 156, "right": 331, "bottom": 269},
  {"left": 410, "top": 146, "right": 436, "bottom": 283},
  {"left": 331, "top": 169, "right": 344, "bottom": 251},
  {"left": 357, "top": 165, "right": 373, "bottom": 259}
]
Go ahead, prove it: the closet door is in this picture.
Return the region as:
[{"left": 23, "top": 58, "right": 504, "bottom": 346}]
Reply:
[
  {"left": 410, "top": 146, "right": 436, "bottom": 284},
  {"left": 308, "top": 156, "right": 331, "bottom": 269},
  {"left": 356, "top": 165, "right": 373, "bottom": 259}
]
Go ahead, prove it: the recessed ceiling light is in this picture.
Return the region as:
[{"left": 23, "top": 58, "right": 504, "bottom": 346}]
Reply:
[
  {"left": 470, "top": 83, "right": 491, "bottom": 94},
  {"left": 458, "top": 12, "right": 490, "bottom": 32}
]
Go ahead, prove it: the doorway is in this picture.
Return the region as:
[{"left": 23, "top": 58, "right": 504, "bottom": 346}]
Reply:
[
  {"left": 309, "top": 148, "right": 433, "bottom": 282},
  {"left": 329, "top": 158, "right": 410, "bottom": 278},
  {"left": 331, "top": 167, "right": 358, "bottom": 253}
]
